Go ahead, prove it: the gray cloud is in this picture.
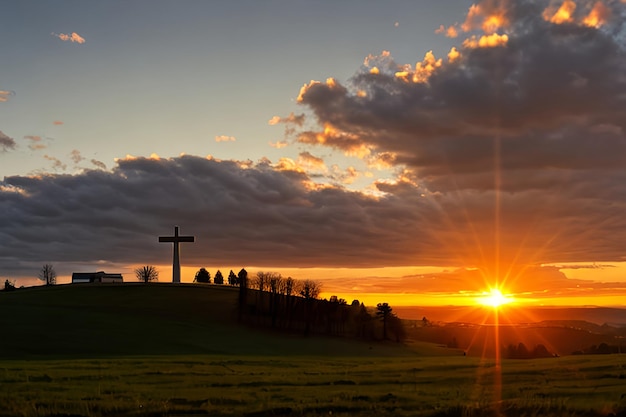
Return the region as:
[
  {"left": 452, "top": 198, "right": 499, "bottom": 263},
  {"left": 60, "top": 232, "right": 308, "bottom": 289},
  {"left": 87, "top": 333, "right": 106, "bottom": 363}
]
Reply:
[
  {"left": 0, "top": 131, "right": 16, "bottom": 152},
  {"left": 294, "top": 0, "right": 626, "bottom": 189},
  {"left": 1, "top": 155, "right": 625, "bottom": 282},
  {"left": 276, "top": 0, "right": 626, "bottom": 274}
]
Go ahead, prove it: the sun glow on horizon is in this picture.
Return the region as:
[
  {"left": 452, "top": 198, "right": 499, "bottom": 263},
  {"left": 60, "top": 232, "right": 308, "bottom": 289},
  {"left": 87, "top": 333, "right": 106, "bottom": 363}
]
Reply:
[{"left": 477, "top": 288, "right": 514, "bottom": 308}]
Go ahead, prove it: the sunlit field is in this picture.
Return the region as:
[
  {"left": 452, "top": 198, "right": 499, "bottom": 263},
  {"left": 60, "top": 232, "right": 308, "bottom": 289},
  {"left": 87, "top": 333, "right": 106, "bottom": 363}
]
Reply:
[{"left": 1, "top": 354, "right": 626, "bottom": 417}]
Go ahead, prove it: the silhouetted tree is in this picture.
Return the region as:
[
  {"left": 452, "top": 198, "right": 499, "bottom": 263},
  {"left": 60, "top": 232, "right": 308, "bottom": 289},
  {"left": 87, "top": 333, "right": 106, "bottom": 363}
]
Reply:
[
  {"left": 228, "top": 270, "right": 237, "bottom": 286},
  {"left": 356, "top": 303, "right": 374, "bottom": 339},
  {"left": 194, "top": 267, "right": 210, "bottom": 283},
  {"left": 267, "top": 273, "right": 282, "bottom": 327},
  {"left": 299, "top": 279, "right": 321, "bottom": 300},
  {"left": 387, "top": 314, "right": 406, "bottom": 343},
  {"left": 4, "top": 279, "right": 16, "bottom": 291},
  {"left": 238, "top": 268, "right": 248, "bottom": 322},
  {"left": 376, "top": 303, "right": 393, "bottom": 340},
  {"left": 135, "top": 265, "right": 158, "bottom": 283},
  {"left": 532, "top": 344, "right": 552, "bottom": 358},
  {"left": 255, "top": 271, "right": 268, "bottom": 292},
  {"left": 214, "top": 270, "right": 224, "bottom": 285},
  {"left": 284, "top": 277, "right": 295, "bottom": 297},
  {"left": 38, "top": 264, "right": 57, "bottom": 286},
  {"left": 299, "top": 279, "right": 321, "bottom": 336}
]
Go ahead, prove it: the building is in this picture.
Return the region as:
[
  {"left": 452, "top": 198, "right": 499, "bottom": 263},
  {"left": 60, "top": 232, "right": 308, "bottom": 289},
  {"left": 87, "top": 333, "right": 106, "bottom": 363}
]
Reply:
[{"left": 72, "top": 271, "right": 123, "bottom": 284}]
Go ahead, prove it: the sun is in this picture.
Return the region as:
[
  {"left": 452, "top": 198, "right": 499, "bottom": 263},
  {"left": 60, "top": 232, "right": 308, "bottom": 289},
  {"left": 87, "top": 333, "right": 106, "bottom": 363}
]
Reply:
[{"left": 477, "top": 288, "right": 513, "bottom": 308}]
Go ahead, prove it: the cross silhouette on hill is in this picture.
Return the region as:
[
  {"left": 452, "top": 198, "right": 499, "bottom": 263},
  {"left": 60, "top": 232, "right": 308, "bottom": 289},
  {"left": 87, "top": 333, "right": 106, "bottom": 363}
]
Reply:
[{"left": 159, "top": 226, "right": 195, "bottom": 283}]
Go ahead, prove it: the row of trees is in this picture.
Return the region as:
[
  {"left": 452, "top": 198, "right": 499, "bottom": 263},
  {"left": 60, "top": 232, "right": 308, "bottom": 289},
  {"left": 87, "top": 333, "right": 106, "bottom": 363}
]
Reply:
[{"left": 235, "top": 270, "right": 405, "bottom": 341}]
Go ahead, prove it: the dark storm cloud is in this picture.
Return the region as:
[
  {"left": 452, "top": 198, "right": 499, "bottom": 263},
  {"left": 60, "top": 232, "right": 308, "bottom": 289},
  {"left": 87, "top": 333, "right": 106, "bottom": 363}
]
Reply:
[{"left": 0, "top": 131, "right": 16, "bottom": 152}]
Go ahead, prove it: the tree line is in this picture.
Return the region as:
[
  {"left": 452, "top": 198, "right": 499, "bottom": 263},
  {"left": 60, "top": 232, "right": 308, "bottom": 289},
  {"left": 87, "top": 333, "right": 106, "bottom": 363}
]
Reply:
[{"left": 234, "top": 269, "right": 405, "bottom": 342}]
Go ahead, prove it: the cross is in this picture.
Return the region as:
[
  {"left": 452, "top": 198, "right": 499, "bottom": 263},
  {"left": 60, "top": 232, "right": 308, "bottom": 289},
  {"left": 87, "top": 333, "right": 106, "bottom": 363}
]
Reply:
[{"left": 159, "top": 226, "right": 195, "bottom": 283}]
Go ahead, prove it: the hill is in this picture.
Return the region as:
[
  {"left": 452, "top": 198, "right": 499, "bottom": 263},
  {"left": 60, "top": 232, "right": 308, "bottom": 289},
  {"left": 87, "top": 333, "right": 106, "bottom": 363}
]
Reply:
[{"left": 0, "top": 283, "right": 437, "bottom": 359}]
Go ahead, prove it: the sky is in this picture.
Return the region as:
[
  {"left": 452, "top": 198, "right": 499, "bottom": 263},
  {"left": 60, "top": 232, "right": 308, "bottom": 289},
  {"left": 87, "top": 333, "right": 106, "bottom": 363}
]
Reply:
[{"left": 2, "top": 0, "right": 626, "bottom": 307}]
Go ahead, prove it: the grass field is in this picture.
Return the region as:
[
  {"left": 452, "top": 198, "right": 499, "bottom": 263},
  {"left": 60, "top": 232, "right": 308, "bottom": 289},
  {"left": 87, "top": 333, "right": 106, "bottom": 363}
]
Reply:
[
  {"left": 1, "top": 284, "right": 626, "bottom": 416},
  {"left": 2, "top": 354, "right": 626, "bottom": 416}
]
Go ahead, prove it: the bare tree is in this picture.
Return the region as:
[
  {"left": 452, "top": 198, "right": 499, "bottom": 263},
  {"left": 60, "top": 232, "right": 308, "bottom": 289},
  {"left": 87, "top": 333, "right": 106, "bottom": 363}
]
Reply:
[
  {"left": 299, "top": 279, "right": 321, "bottom": 336},
  {"left": 255, "top": 271, "right": 268, "bottom": 292},
  {"left": 38, "top": 264, "right": 57, "bottom": 286},
  {"left": 299, "top": 279, "right": 321, "bottom": 300},
  {"left": 135, "top": 265, "right": 158, "bottom": 283},
  {"left": 284, "top": 277, "right": 295, "bottom": 297}
]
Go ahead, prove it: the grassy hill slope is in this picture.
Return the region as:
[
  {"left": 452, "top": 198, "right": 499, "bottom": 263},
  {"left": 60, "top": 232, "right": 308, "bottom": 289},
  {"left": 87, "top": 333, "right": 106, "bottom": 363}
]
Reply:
[{"left": 0, "top": 284, "right": 439, "bottom": 359}]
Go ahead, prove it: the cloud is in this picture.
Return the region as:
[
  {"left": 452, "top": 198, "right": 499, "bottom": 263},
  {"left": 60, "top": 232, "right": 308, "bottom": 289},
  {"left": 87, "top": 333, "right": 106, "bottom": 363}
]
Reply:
[
  {"left": 269, "top": 141, "right": 289, "bottom": 149},
  {"left": 0, "top": 131, "right": 16, "bottom": 152},
  {"left": 1, "top": 155, "right": 430, "bottom": 276},
  {"left": 281, "top": 0, "right": 626, "bottom": 275},
  {"left": 43, "top": 154, "right": 67, "bottom": 171},
  {"left": 0, "top": 90, "right": 15, "bottom": 102},
  {"left": 24, "top": 135, "right": 47, "bottom": 151},
  {"left": 52, "top": 32, "right": 85, "bottom": 44},
  {"left": 70, "top": 150, "right": 84, "bottom": 164},
  {"left": 215, "top": 135, "right": 236, "bottom": 142},
  {"left": 91, "top": 159, "right": 107, "bottom": 170},
  {"left": 268, "top": 113, "right": 305, "bottom": 126},
  {"left": 52, "top": 121, "right": 64, "bottom": 126}
]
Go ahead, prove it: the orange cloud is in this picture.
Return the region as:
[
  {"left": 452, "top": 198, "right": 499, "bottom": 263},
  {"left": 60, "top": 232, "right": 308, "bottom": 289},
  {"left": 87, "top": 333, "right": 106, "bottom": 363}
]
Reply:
[
  {"left": 215, "top": 135, "right": 236, "bottom": 142},
  {"left": 435, "top": 24, "right": 459, "bottom": 38},
  {"left": 448, "top": 47, "right": 461, "bottom": 63},
  {"left": 268, "top": 112, "right": 305, "bottom": 126},
  {"left": 583, "top": 1, "right": 611, "bottom": 28},
  {"left": 297, "top": 78, "right": 343, "bottom": 102},
  {"left": 461, "top": 1, "right": 510, "bottom": 34},
  {"left": 0, "top": 90, "right": 15, "bottom": 102},
  {"left": 52, "top": 32, "right": 86, "bottom": 44},
  {"left": 52, "top": 120, "right": 64, "bottom": 126},
  {"left": 269, "top": 141, "right": 288, "bottom": 149},
  {"left": 463, "top": 33, "right": 509, "bottom": 48},
  {"left": 395, "top": 51, "right": 442, "bottom": 83},
  {"left": 298, "top": 151, "right": 327, "bottom": 171},
  {"left": 543, "top": 0, "right": 576, "bottom": 24}
]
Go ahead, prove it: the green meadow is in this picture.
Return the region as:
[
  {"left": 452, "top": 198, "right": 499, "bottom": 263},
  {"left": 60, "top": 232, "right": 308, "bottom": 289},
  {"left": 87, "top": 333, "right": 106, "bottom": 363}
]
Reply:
[{"left": 1, "top": 284, "right": 625, "bottom": 416}]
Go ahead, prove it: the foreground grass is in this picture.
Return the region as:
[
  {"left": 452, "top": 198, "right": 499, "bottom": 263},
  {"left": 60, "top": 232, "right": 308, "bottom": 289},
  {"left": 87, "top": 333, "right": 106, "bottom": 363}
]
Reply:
[{"left": 1, "top": 354, "right": 625, "bottom": 417}]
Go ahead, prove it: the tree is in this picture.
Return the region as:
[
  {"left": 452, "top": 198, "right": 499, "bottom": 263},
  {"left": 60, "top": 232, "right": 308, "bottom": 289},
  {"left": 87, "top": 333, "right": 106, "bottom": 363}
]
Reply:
[
  {"left": 284, "top": 277, "right": 295, "bottom": 297},
  {"left": 376, "top": 302, "right": 393, "bottom": 340},
  {"left": 4, "top": 279, "right": 16, "bottom": 291},
  {"left": 38, "top": 264, "right": 57, "bottom": 286},
  {"left": 228, "top": 270, "right": 238, "bottom": 286},
  {"left": 299, "top": 279, "right": 321, "bottom": 300},
  {"left": 194, "top": 268, "right": 210, "bottom": 283},
  {"left": 299, "top": 279, "right": 321, "bottom": 336},
  {"left": 238, "top": 268, "right": 248, "bottom": 322},
  {"left": 135, "top": 265, "right": 158, "bottom": 283},
  {"left": 214, "top": 270, "right": 224, "bottom": 285},
  {"left": 255, "top": 271, "right": 268, "bottom": 292}
]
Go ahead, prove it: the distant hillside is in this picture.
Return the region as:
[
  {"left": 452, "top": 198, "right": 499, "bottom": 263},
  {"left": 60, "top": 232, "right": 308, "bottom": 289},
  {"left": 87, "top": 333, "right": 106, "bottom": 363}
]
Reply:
[
  {"left": 404, "top": 319, "right": 626, "bottom": 357},
  {"left": 395, "top": 305, "right": 626, "bottom": 325},
  {"left": 0, "top": 284, "right": 428, "bottom": 360}
]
